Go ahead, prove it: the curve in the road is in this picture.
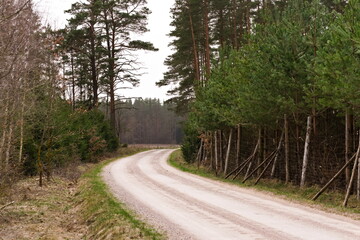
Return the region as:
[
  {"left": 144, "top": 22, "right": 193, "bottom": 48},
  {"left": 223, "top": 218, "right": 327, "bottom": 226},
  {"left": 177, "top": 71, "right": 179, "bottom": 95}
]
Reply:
[{"left": 102, "top": 149, "right": 360, "bottom": 240}]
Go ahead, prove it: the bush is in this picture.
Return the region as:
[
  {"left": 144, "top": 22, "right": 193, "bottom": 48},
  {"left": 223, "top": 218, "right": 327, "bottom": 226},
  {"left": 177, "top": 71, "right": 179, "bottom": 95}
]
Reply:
[
  {"left": 181, "top": 118, "right": 200, "bottom": 163},
  {"left": 22, "top": 101, "right": 118, "bottom": 175}
]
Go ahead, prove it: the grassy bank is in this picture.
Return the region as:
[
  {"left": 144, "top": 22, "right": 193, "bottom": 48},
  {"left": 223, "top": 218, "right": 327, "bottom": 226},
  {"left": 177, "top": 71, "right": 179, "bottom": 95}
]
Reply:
[
  {"left": 168, "top": 150, "right": 360, "bottom": 218},
  {"left": 76, "top": 147, "right": 164, "bottom": 240},
  {"left": 0, "top": 147, "right": 164, "bottom": 240}
]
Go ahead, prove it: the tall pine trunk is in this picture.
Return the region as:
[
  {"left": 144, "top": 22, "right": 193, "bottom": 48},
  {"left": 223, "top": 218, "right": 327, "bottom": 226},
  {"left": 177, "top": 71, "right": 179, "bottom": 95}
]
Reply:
[
  {"left": 345, "top": 111, "right": 353, "bottom": 184},
  {"left": 236, "top": 125, "right": 241, "bottom": 167},
  {"left": 284, "top": 114, "right": 290, "bottom": 183},
  {"left": 89, "top": 22, "right": 98, "bottom": 108},
  {"left": 188, "top": 6, "right": 200, "bottom": 89},
  {"left": 203, "top": 0, "right": 210, "bottom": 79},
  {"left": 214, "top": 131, "right": 218, "bottom": 174}
]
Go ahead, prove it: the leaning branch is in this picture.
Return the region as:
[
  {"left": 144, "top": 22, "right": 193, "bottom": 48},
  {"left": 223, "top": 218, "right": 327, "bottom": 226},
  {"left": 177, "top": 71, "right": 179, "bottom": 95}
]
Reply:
[
  {"left": 0, "top": 0, "right": 32, "bottom": 24},
  {"left": 0, "top": 201, "right": 15, "bottom": 211}
]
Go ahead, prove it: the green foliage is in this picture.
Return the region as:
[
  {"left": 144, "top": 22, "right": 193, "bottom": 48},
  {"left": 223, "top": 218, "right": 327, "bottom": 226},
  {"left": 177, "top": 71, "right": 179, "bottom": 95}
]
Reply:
[
  {"left": 176, "top": 0, "right": 337, "bottom": 160},
  {"left": 181, "top": 114, "right": 200, "bottom": 163},
  {"left": 314, "top": 0, "right": 360, "bottom": 114},
  {"left": 23, "top": 100, "right": 118, "bottom": 175},
  {"left": 189, "top": 0, "right": 331, "bottom": 131}
]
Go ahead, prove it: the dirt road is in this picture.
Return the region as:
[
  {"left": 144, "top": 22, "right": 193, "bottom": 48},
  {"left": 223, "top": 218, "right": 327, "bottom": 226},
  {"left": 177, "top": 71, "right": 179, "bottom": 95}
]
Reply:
[{"left": 103, "top": 149, "right": 360, "bottom": 240}]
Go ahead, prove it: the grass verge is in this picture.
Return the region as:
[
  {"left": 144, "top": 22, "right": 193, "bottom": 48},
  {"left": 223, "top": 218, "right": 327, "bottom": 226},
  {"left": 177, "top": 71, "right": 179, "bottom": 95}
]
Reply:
[
  {"left": 168, "top": 149, "right": 360, "bottom": 218},
  {"left": 77, "top": 147, "right": 164, "bottom": 240}
]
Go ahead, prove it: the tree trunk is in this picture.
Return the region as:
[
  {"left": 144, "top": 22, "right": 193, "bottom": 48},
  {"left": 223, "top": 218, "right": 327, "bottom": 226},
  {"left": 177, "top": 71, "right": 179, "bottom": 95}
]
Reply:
[
  {"left": 188, "top": 7, "right": 200, "bottom": 87},
  {"left": 343, "top": 135, "right": 360, "bottom": 207},
  {"left": 296, "top": 123, "right": 301, "bottom": 174},
  {"left": 262, "top": 128, "right": 267, "bottom": 175},
  {"left": 103, "top": 8, "right": 117, "bottom": 132},
  {"left": 197, "top": 139, "right": 203, "bottom": 168},
  {"left": 0, "top": 128, "right": 7, "bottom": 171},
  {"left": 312, "top": 102, "right": 317, "bottom": 136},
  {"left": 0, "top": 96, "right": 9, "bottom": 169},
  {"left": 109, "top": 82, "right": 116, "bottom": 131},
  {"left": 71, "top": 53, "right": 76, "bottom": 111},
  {"left": 232, "top": 0, "right": 238, "bottom": 49},
  {"left": 214, "top": 131, "right": 218, "bottom": 174},
  {"left": 312, "top": 152, "right": 357, "bottom": 201},
  {"left": 246, "top": 1, "right": 251, "bottom": 35},
  {"left": 89, "top": 22, "right": 98, "bottom": 108},
  {"left": 244, "top": 162, "right": 252, "bottom": 180},
  {"left": 257, "top": 128, "right": 263, "bottom": 176},
  {"left": 284, "top": 114, "right": 290, "bottom": 183},
  {"left": 210, "top": 132, "right": 214, "bottom": 170},
  {"left": 224, "top": 129, "right": 233, "bottom": 175},
  {"left": 300, "top": 116, "right": 312, "bottom": 188},
  {"left": 219, "top": 130, "right": 223, "bottom": 172},
  {"left": 258, "top": 131, "right": 284, "bottom": 184},
  {"left": 18, "top": 94, "right": 26, "bottom": 163},
  {"left": 236, "top": 124, "right": 241, "bottom": 167},
  {"left": 227, "top": 137, "right": 260, "bottom": 180},
  {"left": 358, "top": 155, "right": 360, "bottom": 200},
  {"left": 345, "top": 111, "right": 353, "bottom": 185},
  {"left": 203, "top": 0, "right": 210, "bottom": 79},
  {"left": 4, "top": 123, "right": 13, "bottom": 172}
]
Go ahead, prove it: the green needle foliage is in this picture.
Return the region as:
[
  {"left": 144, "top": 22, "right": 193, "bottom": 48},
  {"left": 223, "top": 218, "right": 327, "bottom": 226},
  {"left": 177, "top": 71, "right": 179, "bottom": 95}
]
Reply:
[
  {"left": 167, "top": 0, "right": 360, "bottom": 195},
  {"left": 314, "top": 0, "right": 360, "bottom": 114}
]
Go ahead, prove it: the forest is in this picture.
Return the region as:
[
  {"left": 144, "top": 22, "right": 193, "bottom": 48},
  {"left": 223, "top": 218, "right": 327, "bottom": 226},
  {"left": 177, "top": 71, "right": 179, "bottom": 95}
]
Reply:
[
  {"left": 2, "top": 0, "right": 360, "bottom": 209},
  {"left": 0, "top": 0, "right": 155, "bottom": 188},
  {"left": 114, "top": 98, "right": 183, "bottom": 145},
  {"left": 159, "top": 0, "right": 360, "bottom": 206}
]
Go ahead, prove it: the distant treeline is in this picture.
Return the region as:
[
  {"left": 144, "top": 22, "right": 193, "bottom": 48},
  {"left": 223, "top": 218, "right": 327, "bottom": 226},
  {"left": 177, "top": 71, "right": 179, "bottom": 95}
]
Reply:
[{"left": 109, "top": 99, "right": 183, "bottom": 145}]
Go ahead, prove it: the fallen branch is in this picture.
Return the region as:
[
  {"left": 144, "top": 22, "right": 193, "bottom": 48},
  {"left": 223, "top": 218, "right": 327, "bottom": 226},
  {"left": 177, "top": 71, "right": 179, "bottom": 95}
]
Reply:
[
  {"left": 256, "top": 131, "right": 284, "bottom": 185},
  {"left": 312, "top": 152, "right": 356, "bottom": 201},
  {"left": 225, "top": 139, "right": 260, "bottom": 179},
  {"left": 0, "top": 201, "right": 15, "bottom": 211},
  {"left": 242, "top": 149, "right": 277, "bottom": 183}
]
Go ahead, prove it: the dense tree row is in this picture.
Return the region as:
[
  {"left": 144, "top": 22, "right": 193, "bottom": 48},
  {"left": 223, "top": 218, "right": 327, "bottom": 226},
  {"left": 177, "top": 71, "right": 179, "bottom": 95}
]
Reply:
[
  {"left": 0, "top": 0, "right": 117, "bottom": 188},
  {"left": 161, "top": 0, "right": 360, "bottom": 205},
  {"left": 111, "top": 98, "right": 183, "bottom": 144}
]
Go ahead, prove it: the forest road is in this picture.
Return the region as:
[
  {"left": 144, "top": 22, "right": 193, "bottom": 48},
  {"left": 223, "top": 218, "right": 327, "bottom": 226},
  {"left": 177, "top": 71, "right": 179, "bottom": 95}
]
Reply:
[{"left": 102, "top": 149, "right": 360, "bottom": 240}]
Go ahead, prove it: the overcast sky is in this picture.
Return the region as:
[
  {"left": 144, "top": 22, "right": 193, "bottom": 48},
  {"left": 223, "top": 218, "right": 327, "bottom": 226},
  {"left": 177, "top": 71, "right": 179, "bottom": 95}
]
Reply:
[{"left": 33, "top": 0, "right": 175, "bottom": 101}]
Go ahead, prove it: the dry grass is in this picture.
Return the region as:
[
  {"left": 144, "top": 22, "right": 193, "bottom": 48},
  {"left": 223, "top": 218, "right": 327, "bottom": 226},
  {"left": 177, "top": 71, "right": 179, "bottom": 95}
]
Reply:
[
  {"left": 0, "top": 147, "right": 163, "bottom": 240},
  {"left": 76, "top": 147, "right": 164, "bottom": 240},
  {"left": 0, "top": 174, "right": 89, "bottom": 240}
]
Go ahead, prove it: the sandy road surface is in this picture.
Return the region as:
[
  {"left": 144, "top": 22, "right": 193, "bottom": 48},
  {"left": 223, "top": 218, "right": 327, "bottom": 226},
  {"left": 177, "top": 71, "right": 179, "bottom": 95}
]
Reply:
[{"left": 103, "top": 149, "right": 360, "bottom": 240}]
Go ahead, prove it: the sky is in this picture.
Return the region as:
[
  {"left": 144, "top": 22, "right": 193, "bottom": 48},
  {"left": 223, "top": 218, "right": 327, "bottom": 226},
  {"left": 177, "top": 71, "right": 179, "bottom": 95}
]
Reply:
[{"left": 33, "top": 0, "right": 175, "bottom": 102}]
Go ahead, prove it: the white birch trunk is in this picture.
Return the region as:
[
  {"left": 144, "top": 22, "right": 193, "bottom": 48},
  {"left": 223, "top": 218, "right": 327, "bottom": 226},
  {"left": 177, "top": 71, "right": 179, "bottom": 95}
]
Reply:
[
  {"left": 300, "top": 116, "right": 312, "bottom": 188},
  {"left": 18, "top": 94, "right": 26, "bottom": 163},
  {"left": 4, "top": 123, "right": 13, "bottom": 172},
  {"left": 224, "top": 129, "right": 233, "bottom": 175}
]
